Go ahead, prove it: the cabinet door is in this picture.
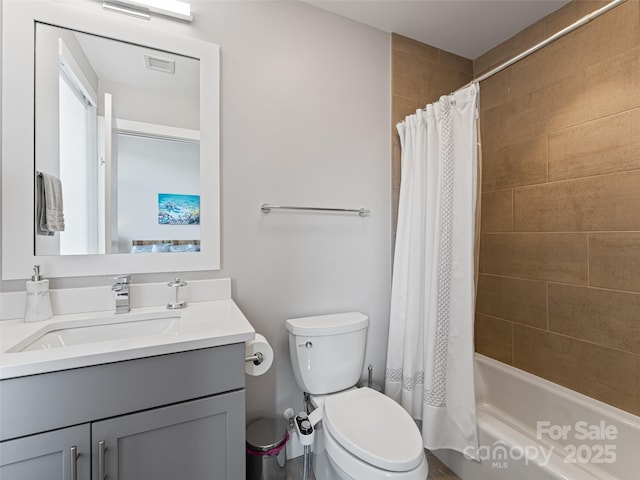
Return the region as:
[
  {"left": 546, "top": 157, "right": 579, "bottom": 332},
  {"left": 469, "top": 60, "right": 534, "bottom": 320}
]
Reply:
[
  {"left": 0, "top": 424, "right": 90, "bottom": 480},
  {"left": 92, "top": 390, "right": 245, "bottom": 480}
]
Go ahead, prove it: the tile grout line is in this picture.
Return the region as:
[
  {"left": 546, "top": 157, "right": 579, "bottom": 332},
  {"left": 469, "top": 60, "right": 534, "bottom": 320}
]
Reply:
[
  {"left": 587, "top": 232, "right": 590, "bottom": 287},
  {"left": 511, "top": 188, "right": 514, "bottom": 233},
  {"left": 509, "top": 323, "right": 640, "bottom": 357},
  {"left": 546, "top": 281, "right": 550, "bottom": 331},
  {"left": 512, "top": 317, "right": 516, "bottom": 366},
  {"left": 545, "top": 132, "right": 549, "bottom": 184}
]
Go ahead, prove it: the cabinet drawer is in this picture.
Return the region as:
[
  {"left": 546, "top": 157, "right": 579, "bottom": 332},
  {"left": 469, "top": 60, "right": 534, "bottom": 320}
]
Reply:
[{"left": 0, "top": 344, "right": 244, "bottom": 441}]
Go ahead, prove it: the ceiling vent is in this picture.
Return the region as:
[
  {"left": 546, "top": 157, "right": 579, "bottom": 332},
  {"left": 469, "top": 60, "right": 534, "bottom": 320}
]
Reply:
[{"left": 144, "top": 55, "right": 175, "bottom": 74}]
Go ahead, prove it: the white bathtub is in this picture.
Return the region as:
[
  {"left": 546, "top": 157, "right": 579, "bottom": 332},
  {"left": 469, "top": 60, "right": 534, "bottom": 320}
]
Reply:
[{"left": 433, "top": 354, "right": 640, "bottom": 480}]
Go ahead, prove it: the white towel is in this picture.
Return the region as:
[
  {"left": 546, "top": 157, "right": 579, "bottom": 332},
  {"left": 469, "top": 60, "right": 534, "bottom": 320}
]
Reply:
[{"left": 36, "top": 172, "right": 65, "bottom": 235}]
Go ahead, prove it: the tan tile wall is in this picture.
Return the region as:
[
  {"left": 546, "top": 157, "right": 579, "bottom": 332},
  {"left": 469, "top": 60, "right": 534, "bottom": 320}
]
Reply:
[
  {"left": 474, "top": 0, "right": 640, "bottom": 415},
  {"left": 391, "top": 34, "right": 473, "bottom": 241}
]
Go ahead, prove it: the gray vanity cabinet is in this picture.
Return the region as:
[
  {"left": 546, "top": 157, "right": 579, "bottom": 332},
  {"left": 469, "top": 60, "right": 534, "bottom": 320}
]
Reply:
[
  {"left": 91, "top": 391, "right": 244, "bottom": 480},
  {"left": 0, "top": 344, "right": 246, "bottom": 480},
  {"left": 0, "top": 425, "right": 90, "bottom": 480}
]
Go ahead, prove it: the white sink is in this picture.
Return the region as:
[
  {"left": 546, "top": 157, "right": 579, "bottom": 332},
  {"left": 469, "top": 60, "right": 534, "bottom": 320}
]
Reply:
[{"left": 10, "top": 311, "right": 181, "bottom": 352}]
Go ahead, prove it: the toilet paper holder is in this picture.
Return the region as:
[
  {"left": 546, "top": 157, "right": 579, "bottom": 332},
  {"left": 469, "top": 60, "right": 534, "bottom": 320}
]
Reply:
[
  {"left": 245, "top": 352, "right": 264, "bottom": 365},
  {"left": 245, "top": 333, "right": 273, "bottom": 376}
]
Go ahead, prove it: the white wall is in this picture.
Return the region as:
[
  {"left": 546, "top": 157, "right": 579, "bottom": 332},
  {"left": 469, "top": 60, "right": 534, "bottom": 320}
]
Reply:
[
  {"left": 0, "top": 0, "right": 3, "bottom": 282},
  {"left": 1, "top": 0, "right": 392, "bottom": 423},
  {"left": 197, "top": 0, "right": 391, "bottom": 421},
  {"left": 117, "top": 134, "right": 200, "bottom": 251},
  {"left": 99, "top": 79, "right": 199, "bottom": 130}
]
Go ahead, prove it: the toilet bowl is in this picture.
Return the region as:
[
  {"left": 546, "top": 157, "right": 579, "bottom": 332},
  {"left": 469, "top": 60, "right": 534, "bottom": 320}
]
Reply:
[
  {"left": 313, "top": 388, "right": 429, "bottom": 479},
  {"left": 286, "top": 312, "right": 428, "bottom": 479}
]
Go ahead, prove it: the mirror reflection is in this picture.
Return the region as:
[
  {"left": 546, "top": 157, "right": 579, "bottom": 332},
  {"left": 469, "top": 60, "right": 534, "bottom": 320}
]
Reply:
[{"left": 35, "top": 23, "right": 200, "bottom": 256}]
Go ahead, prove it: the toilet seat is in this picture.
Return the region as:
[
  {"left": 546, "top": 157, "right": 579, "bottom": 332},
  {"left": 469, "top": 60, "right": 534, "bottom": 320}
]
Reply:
[
  {"left": 322, "top": 426, "right": 429, "bottom": 480},
  {"left": 323, "top": 387, "right": 425, "bottom": 472}
]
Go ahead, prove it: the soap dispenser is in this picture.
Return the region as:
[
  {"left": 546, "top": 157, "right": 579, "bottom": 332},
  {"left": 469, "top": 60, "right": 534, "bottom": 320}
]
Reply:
[{"left": 24, "top": 265, "right": 53, "bottom": 322}]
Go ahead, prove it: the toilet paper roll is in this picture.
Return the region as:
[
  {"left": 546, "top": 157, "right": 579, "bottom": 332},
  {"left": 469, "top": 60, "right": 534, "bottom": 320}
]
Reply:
[{"left": 245, "top": 333, "right": 274, "bottom": 376}]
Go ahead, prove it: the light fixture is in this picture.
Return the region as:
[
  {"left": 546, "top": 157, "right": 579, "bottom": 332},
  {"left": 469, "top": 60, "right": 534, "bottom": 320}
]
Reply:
[{"left": 102, "top": 0, "right": 193, "bottom": 22}]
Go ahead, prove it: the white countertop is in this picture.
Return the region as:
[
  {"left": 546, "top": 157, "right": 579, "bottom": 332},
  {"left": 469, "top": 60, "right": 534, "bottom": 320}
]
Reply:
[{"left": 0, "top": 300, "right": 255, "bottom": 380}]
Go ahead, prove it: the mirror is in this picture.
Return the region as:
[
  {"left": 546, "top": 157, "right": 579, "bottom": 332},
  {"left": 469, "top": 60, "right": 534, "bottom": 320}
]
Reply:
[
  {"left": 1, "top": 1, "right": 220, "bottom": 279},
  {"left": 35, "top": 23, "right": 201, "bottom": 256}
]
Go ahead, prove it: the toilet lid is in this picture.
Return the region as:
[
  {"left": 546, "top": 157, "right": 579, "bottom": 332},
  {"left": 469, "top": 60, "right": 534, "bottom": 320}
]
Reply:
[{"left": 323, "top": 387, "right": 424, "bottom": 472}]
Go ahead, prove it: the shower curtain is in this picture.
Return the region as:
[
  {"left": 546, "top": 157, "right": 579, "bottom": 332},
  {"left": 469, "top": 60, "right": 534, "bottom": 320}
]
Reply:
[{"left": 385, "top": 83, "right": 480, "bottom": 458}]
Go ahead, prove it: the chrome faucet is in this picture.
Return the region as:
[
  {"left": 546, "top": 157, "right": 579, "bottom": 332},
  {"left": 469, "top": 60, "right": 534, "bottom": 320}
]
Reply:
[{"left": 111, "top": 275, "right": 131, "bottom": 314}]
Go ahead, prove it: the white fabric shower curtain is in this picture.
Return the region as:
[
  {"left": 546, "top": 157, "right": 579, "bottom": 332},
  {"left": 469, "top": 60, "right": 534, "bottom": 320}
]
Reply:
[{"left": 385, "top": 83, "right": 479, "bottom": 457}]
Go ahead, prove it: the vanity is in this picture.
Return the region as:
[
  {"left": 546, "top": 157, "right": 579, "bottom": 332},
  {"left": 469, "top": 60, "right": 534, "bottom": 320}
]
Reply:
[
  {"left": 0, "top": 1, "right": 246, "bottom": 477},
  {"left": 0, "top": 296, "right": 254, "bottom": 479}
]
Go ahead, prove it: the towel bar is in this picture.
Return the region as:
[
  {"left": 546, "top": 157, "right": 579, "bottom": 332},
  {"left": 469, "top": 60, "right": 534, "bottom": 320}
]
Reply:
[{"left": 260, "top": 203, "right": 370, "bottom": 217}]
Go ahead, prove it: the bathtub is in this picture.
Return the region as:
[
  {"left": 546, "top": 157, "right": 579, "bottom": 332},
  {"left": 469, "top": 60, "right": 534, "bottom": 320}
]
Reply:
[{"left": 433, "top": 354, "right": 640, "bottom": 480}]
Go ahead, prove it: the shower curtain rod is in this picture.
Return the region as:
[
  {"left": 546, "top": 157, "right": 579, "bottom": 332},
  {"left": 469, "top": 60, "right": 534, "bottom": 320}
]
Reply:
[
  {"left": 399, "top": 0, "right": 626, "bottom": 125},
  {"left": 470, "top": 0, "right": 626, "bottom": 85}
]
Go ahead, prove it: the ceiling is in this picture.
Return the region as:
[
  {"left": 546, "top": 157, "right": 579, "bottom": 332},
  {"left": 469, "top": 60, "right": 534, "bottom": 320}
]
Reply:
[
  {"left": 75, "top": 29, "right": 199, "bottom": 94},
  {"left": 303, "top": 0, "right": 571, "bottom": 60}
]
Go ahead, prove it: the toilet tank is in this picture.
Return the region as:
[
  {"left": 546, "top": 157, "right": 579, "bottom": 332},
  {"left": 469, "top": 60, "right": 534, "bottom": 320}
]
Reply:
[{"left": 285, "top": 312, "right": 368, "bottom": 395}]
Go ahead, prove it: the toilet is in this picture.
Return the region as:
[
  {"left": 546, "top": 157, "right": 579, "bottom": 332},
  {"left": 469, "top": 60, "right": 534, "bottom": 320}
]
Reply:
[{"left": 286, "top": 312, "right": 429, "bottom": 479}]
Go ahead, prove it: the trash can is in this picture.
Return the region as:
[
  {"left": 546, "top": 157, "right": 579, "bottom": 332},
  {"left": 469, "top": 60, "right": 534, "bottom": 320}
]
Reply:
[{"left": 246, "top": 417, "right": 289, "bottom": 480}]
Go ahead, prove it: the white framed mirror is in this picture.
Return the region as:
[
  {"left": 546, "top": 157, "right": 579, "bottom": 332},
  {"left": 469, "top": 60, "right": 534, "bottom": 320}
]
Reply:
[{"left": 2, "top": 1, "right": 220, "bottom": 279}]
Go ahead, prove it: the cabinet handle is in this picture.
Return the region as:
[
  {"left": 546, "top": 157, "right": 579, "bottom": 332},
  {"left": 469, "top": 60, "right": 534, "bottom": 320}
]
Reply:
[
  {"left": 98, "top": 441, "right": 107, "bottom": 480},
  {"left": 70, "top": 446, "right": 78, "bottom": 480}
]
